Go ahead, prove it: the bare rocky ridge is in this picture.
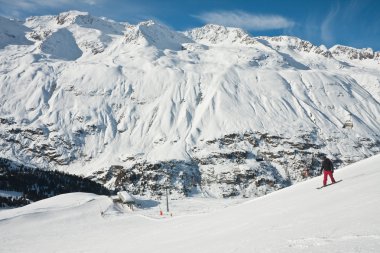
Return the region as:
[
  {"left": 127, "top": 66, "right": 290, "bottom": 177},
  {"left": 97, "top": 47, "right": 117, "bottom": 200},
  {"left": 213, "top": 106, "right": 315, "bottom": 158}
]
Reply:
[
  {"left": 88, "top": 129, "right": 378, "bottom": 198},
  {"left": 330, "top": 45, "right": 380, "bottom": 60}
]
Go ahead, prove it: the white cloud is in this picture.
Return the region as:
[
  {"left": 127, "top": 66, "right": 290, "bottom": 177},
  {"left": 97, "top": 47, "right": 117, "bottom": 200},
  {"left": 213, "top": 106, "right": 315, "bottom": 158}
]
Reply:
[
  {"left": 0, "top": 0, "right": 103, "bottom": 17},
  {"left": 194, "top": 10, "right": 295, "bottom": 31},
  {"left": 22, "top": 0, "right": 103, "bottom": 7}
]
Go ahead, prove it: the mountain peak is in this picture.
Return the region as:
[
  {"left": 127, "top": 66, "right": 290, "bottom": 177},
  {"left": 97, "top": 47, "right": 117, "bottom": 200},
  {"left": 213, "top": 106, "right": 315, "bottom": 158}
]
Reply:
[
  {"left": 1, "top": 11, "right": 380, "bottom": 201},
  {"left": 56, "top": 11, "right": 90, "bottom": 25},
  {"left": 258, "top": 36, "right": 333, "bottom": 58},
  {"left": 124, "top": 20, "right": 191, "bottom": 50},
  {"left": 330, "top": 45, "right": 379, "bottom": 60},
  {"left": 184, "top": 24, "right": 256, "bottom": 46}
]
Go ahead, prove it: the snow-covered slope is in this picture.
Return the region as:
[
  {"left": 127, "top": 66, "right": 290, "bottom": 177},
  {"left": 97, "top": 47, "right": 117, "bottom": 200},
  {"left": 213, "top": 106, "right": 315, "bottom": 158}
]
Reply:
[
  {"left": 1, "top": 154, "right": 379, "bottom": 253},
  {"left": 0, "top": 16, "right": 32, "bottom": 49},
  {"left": 0, "top": 11, "right": 380, "bottom": 198}
]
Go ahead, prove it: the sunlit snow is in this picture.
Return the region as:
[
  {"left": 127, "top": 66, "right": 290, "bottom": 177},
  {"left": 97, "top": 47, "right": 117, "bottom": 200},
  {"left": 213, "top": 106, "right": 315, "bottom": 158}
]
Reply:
[
  {"left": 1, "top": 154, "right": 379, "bottom": 252},
  {"left": 0, "top": 11, "right": 379, "bottom": 177}
]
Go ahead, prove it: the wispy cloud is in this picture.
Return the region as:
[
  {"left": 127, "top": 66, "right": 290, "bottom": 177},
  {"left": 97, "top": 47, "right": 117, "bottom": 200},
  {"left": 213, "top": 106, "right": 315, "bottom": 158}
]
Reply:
[
  {"left": 194, "top": 10, "right": 295, "bottom": 31},
  {"left": 320, "top": 0, "right": 372, "bottom": 46},
  {"left": 1, "top": 0, "right": 103, "bottom": 8},
  {"left": 0, "top": 0, "right": 104, "bottom": 18},
  {"left": 320, "top": 4, "right": 340, "bottom": 45}
]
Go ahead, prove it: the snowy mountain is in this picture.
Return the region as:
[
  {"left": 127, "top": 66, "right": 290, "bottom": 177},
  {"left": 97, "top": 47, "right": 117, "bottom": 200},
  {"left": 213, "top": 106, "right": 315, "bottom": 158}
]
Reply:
[
  {"left": 1, "top": 154, "right": 379, "bottom": 253},
  {"left": 0, "top": 16, "right": 33, "bottom": 49},
  {"left": 0, "top": 11, "right": 380, "bottom": 198}
]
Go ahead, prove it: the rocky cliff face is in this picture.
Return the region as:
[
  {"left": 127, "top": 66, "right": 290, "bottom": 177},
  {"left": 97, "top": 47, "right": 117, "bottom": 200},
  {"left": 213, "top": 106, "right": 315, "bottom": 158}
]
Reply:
[
  {"left": 88, "top": 130, "right": 379, "bottom": 199},
  {"left": 330, "top": 45, "right": 380, "bottom": 60},
  {"left": 1, "top": 11, "right": 380, "bottom": 199}
]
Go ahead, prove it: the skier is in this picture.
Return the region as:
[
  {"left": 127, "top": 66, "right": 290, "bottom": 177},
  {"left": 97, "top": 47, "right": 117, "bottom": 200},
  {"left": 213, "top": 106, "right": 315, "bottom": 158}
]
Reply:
[{"left": 320, "top": 156, "right": 336, "bottom": 186}]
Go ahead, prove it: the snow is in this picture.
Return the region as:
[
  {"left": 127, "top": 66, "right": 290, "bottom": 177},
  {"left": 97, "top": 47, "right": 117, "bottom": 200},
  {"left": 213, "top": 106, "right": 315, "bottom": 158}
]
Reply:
[
  {"left": 0, "top": 16, "right": 32, "bottom": 49},
  {"left": 117, "top": 190, "right": 135, "bottom": 203},
  {"left": 40, "top": 28, "right": 83, "bottom": 60},
  {"left": 0, "top": 11, "right": 380, "bottom": 195},
  {"left": 0, "top": 12, "right": 379, "bottom": 251},
  {"left": 1, "top": 154, "right": 379, "bottom": 252}
]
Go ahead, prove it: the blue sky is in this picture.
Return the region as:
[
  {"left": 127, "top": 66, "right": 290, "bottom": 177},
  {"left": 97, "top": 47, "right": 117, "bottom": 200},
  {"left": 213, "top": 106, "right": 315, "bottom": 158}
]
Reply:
[{"left": 1, "top": 0, "right": 379, "bottom": 50}]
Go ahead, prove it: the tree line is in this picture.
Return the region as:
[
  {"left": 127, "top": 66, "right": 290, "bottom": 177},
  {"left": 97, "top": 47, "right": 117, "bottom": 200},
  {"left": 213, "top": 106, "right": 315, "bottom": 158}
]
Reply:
[{"left": 0, "top": 158, "right": 113, "bottom": 208}]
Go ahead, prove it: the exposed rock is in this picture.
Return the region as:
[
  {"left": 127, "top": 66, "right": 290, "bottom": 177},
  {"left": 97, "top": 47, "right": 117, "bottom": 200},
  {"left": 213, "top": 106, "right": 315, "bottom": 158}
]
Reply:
[
  {"left": 330, "top": 45, "right": 378, "bottom": 60},
  {"left": 93, "top": 161, "right": 200, "bottom": 198},
  {"left": 1, "top": 119, "right": 379, "bottom": 199},
  {"left": 0, "top": 118, "right": 16, "bottom": 125}
]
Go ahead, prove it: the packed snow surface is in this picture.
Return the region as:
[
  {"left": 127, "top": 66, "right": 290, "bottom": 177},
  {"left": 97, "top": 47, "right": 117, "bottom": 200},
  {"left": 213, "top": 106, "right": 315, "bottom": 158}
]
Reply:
[{"left": 1, "top": 154, "right": 379, "bottom": 253}]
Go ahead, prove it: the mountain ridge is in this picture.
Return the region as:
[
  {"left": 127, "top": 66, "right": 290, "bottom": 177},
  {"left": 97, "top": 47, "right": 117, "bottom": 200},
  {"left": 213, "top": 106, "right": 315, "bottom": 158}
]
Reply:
[{"left": 0, "top": 11, "right": 379, "bottom": 198}]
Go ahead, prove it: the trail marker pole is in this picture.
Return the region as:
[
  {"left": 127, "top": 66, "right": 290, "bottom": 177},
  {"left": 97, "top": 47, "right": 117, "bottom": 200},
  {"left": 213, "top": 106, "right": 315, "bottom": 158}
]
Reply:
[{"left": 166, "top": 187, "right": 169, "bottom": 213}]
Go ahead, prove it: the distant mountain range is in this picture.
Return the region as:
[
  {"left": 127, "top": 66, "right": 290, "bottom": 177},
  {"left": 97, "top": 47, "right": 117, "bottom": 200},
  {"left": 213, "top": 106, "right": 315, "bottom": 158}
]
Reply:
[{"left": 1, "top": 11, "right": 379, "bottom": 198}]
